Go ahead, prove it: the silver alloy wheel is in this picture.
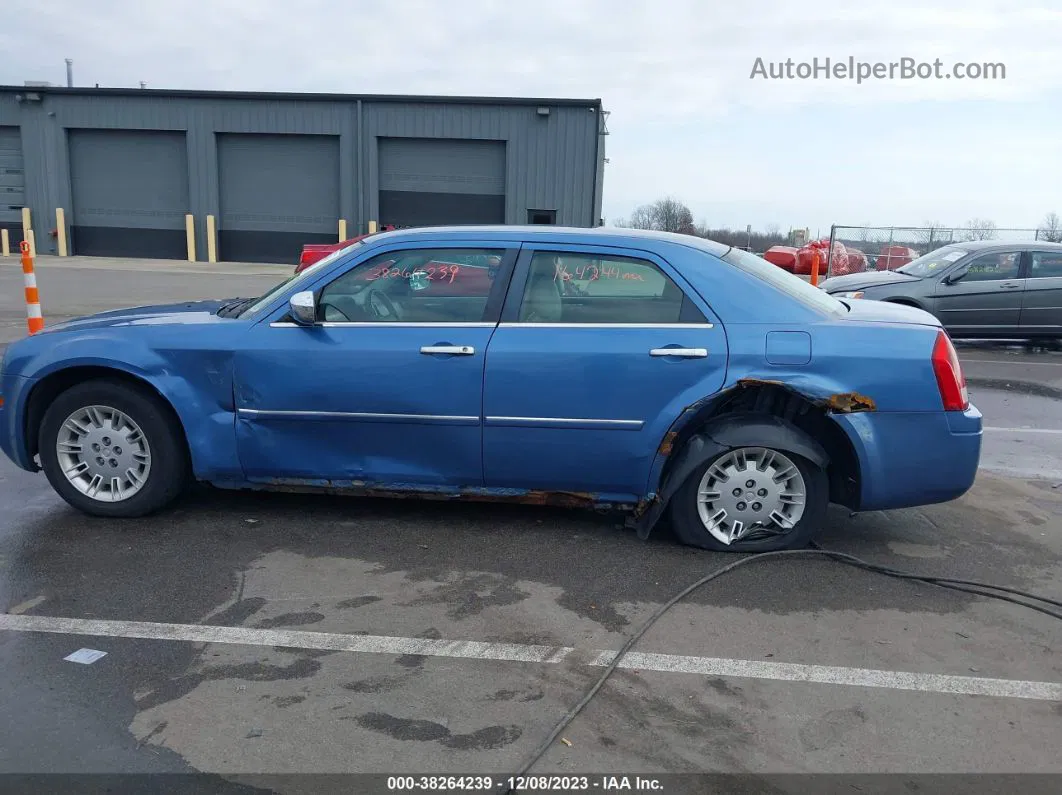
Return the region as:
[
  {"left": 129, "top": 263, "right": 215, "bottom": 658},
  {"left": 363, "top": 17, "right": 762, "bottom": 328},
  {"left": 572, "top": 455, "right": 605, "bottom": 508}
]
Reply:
[
  {"left": 55, "top": 405, "right": 152, "bottom": 502},
  {"left": 695, "top": 447, "right": 807, "bottom": 545}
]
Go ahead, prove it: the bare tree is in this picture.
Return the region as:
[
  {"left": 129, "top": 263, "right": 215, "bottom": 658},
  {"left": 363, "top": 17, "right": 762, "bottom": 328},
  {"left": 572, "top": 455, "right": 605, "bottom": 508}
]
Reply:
[
  {"left": 764, "top": 223, "right": 781, "bottom": 238},
  {"left": 649, "top": 197, "right": 696, "bottom": 234},
  {"left": 1039, "top": 211, "right": 1062, "bottom": 243},
  {"left": 962, "top": 218, "right": 997, "bottom": 241},
  {"left": 915, "top": 220, "right": 951, "bottom": 250},
  {"left": 623, "top": 204, "right": 655, "bottom": 230},
  {"left": 618, "top": 197, "right": 696, "bottom": 235}
]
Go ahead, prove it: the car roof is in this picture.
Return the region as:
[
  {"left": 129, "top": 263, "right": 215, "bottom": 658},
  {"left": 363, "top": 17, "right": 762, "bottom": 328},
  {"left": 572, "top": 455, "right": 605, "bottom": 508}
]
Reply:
[
  {"left": 932, "top": 239, "right": 1062, "bottom": 252},
  {"left": 365, "top": 225, "right": 733, "bottom": 257}
]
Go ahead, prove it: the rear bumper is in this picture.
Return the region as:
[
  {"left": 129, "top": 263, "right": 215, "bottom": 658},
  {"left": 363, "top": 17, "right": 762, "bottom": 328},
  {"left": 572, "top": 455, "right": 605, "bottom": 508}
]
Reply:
[{"left": 834, "top": 405, "right": 982, "bottom": 512}]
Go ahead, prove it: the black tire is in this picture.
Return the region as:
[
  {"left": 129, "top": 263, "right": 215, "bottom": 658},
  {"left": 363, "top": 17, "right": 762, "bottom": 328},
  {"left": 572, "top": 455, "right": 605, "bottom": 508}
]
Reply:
[
  {"left": 668, "top": 444, "right": 828, "bottom": 552},
  {"left": 38, "top": 379, "right": 190, "bottom": 518}
]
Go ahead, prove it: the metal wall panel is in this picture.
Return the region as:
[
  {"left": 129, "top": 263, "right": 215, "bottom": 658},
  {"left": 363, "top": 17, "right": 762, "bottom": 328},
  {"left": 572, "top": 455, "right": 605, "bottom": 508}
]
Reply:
[
  {"left": 217, "top": 133, "right": 340, "bottom": 263},
  {"left": 68, "top": 129, "right": 189, "bottom": 258},
  {"left": 0, "top": 126, "right": 24, "bottom": 233},
  {"left": 0, "top": 87, "right": 605, "bottom": 261}
]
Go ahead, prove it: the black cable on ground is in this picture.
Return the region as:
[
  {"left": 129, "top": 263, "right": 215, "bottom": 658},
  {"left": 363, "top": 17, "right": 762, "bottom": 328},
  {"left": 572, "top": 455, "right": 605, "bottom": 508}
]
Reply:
[{"left": 502, "top": 545, "right": 1062, "bottom": 792}]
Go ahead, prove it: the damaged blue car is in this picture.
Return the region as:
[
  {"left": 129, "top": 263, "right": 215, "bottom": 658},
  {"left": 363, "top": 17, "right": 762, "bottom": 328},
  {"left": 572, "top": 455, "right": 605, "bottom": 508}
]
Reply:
[{"left": 0, "top": 226, "right": 982, "bottom": 552}]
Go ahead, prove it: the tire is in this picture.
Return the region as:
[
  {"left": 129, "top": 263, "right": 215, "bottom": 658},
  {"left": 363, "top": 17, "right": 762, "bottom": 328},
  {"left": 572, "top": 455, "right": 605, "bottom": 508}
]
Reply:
[
  {"left": 38, "top": 379, "right": 190, "bottom": 518},
  {"left": 668, "top": 443, "right": 828, "bottom": 552}
]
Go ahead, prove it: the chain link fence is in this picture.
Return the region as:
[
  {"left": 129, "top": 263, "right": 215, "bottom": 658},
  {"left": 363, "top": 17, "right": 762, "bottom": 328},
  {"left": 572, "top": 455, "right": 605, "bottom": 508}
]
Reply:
[{"left": 825, "top": 225, "right": 1054, "bottom": 278}]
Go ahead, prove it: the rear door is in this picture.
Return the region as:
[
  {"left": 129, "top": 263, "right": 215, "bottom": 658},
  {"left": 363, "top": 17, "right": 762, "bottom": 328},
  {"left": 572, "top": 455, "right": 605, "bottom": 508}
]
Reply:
[
  {"left": 1019, "top": 249, "right": 1062, "bottom": 334},
  {"left": 934, "top": 249, "right": 1024, "bottom": 334},
  {"left": 482, "top": 244, "right": 728, "bottom": 499}
]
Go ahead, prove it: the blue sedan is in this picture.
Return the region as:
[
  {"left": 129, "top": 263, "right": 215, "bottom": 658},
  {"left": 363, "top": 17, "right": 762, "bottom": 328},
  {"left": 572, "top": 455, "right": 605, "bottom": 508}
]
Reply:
[{"left": 0, "top": 227, "right": 982, "bottom": 552}]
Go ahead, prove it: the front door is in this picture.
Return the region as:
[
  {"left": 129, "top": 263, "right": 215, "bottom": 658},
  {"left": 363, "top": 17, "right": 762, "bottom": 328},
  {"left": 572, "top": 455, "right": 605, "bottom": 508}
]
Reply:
[
  {"left": 234, "top": 244, "right": 515, "bottom": 486},
  {"left": 482, "top": 244, "right": 728, "bottom": 499},
  {"left": 934, "top": 249, "right": 1025, "bottom": 335},
  {"left": 1020, "top": 249, "right": 1062, "bottom": 334}
]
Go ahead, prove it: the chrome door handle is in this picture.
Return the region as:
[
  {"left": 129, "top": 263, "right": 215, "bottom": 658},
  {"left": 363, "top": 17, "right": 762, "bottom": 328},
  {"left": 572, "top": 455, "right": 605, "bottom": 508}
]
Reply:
[
  {"left": 420, "top": 345, "right": 475, "bottom": 355},
  {"left": 649, "top": 347, "right": 708, "bottom": 358},
  {"left": 999, "top": 282, "right": 1021, "bottom": 289}
]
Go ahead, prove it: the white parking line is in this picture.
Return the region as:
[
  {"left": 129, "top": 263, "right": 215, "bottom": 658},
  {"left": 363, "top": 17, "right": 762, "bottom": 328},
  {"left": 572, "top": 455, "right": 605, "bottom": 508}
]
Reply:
[
  {"left": 2, "top": 613, "right": 1060, "bottom": 701},
  {"left": 984, "top": 426, "right": 1062, "bottom": 435},
  {"left": 962, "top": 358, "right": 1062, "bottom": 367}
]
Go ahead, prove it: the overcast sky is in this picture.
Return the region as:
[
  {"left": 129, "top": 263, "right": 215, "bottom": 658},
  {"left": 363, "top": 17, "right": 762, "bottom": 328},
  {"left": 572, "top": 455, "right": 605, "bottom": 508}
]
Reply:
[{"left": 3, "top": 0, "right": 1060, "bottom": 235}]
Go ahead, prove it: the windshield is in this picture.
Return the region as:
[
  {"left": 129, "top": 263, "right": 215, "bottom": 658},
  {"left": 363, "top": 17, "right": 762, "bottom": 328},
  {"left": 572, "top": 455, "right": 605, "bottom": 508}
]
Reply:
[
  {"left": 720, "top": 247, "right": 847, "bottom": 317},
  {"left": 896, "top": 246, "right": 969, "bottom": 278},
  {"left": 239, "top": 241, "right": 365, "bottom": 318}
]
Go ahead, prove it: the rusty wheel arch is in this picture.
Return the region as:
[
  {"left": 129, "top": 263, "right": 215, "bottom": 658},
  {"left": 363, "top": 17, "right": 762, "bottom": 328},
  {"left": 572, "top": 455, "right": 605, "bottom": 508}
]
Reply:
[{"left": 634, "top": 380, "right": 864, "bottom": 538}]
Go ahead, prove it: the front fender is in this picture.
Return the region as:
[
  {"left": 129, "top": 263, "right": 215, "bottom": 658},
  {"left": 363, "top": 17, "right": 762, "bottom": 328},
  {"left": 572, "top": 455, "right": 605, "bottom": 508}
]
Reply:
[{"left": 11, "top": 335, "right": 241, "bottom": 481}]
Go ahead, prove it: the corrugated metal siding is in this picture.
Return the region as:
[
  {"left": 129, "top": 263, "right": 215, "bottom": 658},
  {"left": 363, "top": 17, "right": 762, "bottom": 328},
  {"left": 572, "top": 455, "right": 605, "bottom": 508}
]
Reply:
[
  {"left": 0, "top": 89, "right": 604, "bottom": 259},
  {"left": 0, "top": 126, "right": 24, "bottom": 224}
]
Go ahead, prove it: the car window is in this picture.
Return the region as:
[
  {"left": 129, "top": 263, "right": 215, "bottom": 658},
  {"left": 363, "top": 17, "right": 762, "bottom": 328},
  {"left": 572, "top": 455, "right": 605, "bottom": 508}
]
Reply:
[
  {"left": 317, "top": 248, "right": 504, "bottom": 323},
  {"left": 896, "top": 246, "right": 969, "bottom": 277},
  {"left": 720, "top": 247, "right": 847, "bottom": 317},
  {"left": 1030, "top": 251, "right": 1062, "bottom": 279},
  {"left": 961, "top": 251, "right": 1021, "bottom": 282},
  {"left": 518, "top": 251, "right": 694, "bottom": 324},
  {"left": 240, "top": 239, "right": 366, "bottom": 318}
]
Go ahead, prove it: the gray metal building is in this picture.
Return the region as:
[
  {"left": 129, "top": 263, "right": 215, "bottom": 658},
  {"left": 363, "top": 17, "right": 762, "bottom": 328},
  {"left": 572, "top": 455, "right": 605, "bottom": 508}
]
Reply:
[{"left": 0, "top": 86, "right": 607, "bottom": 263}]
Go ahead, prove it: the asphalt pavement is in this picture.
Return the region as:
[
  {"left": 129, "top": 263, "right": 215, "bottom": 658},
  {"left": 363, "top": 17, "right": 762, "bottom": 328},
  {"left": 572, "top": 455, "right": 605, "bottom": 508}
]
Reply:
[{"left": 0, "top": 255, "right": 1060, "bottom": 793}]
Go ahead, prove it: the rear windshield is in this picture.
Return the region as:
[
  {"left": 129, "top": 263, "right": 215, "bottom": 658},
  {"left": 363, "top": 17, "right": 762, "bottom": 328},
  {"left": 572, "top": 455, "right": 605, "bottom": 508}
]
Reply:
[{"left": 720, "top": 247, "right": 847, "bottom": 317}]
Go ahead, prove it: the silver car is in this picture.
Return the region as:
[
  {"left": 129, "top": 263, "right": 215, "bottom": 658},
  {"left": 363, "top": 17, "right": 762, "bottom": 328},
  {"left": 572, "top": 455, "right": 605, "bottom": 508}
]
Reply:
[{"left": 820, "top": 241, "right": 1062, "bottom": 339}]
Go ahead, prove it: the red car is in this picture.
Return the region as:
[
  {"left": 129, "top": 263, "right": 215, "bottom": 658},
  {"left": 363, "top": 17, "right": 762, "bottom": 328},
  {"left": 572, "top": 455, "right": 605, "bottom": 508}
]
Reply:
[{"left": 296, "top": 229, "right": 396, "bottom": 273}]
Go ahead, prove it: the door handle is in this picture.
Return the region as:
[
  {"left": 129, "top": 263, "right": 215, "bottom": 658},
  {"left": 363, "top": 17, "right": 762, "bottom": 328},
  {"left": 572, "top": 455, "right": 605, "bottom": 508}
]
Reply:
[
  {"left": 649, "top": 347, "right": 708, "bottom": 358},
  {"left": 999, "top": 282, "right": 1021, "bottom": 289},
  {"left": 420, "top": 345, "right": 475, "bottom": 355}
]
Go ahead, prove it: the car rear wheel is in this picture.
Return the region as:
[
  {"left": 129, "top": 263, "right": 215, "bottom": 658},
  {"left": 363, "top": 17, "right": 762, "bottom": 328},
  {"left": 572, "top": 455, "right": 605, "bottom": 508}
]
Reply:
[
  {"left": 38, "top": 379, "right": 190, "bottom": 518},
  {"left": 669, "top": 445, "right": 827, "bottom": 552}
]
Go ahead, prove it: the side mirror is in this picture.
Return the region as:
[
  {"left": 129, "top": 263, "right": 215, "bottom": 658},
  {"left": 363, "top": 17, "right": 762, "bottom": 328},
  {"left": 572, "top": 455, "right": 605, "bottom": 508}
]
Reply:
[
  {"left": 943, "top": 265, "right": 968, "bottom": 285},
  {"left": 289, "top": 290, "right": 316, "bottom": 325}
]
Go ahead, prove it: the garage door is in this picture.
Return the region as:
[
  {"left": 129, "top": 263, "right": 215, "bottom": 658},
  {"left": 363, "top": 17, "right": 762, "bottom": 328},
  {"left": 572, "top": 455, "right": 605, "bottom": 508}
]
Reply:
[
  {"left": 0, "top": 127, "right": 25, "bottom": 245},
  {"left": 69, "top": 129, "right": 190, "bottom": 258},
  {"left": 378, "top": 138, "right": 505, "bottom": 228},
  {"left": 217, "top": 133, "right": 340, "bottom": 264}
]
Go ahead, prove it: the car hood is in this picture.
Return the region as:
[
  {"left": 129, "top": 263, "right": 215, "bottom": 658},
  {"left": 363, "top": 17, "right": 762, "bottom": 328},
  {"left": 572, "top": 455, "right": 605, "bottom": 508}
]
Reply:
[
  {"left": 840, "top": 296, "right": 940, "bottom": 327},
  {"left": 37, "top": 300, "right": 230, "bottom": 334},
  {"left": 821, "top": 269, "right": 919, "bottom": 292}
]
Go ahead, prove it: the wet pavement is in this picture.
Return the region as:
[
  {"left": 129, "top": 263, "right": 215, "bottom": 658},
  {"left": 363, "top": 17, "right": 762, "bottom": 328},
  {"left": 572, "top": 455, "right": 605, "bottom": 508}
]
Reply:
[{"left": 0, "top": 257, "right": 1060, "bottom": 790}]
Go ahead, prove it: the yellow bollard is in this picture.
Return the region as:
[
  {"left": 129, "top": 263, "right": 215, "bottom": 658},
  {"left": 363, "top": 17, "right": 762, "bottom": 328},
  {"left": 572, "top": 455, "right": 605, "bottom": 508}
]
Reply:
[
  {"left": 55, "top": 208, "right": 68, "bottom": 256},
  {"left": 338, "top": 219, "right": 347, "bottom": 241},
  {"left": 206, "top": 214, "right": 217, "bottom": 263},
  {"left": 367, "top": 220, "right": 378, "bottom": 234},
  {"left": 26, "top": 229, "right": 37, "bottom": 259},
  {"left": 185, "top": 214, "right": 196, "bottom": 262},
  {"left": 21, "top": 240, "right": 44, "bottom": 334},
  {"left": 1, "top": 228, "right": 9, "bottom": 256}
]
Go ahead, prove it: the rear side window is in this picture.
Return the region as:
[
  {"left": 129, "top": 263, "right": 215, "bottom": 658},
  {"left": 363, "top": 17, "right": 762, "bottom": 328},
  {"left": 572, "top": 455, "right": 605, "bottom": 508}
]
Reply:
[
  {"left": 1030, "top": 251, "right": 1062, "bottom": 278},
  {"left": 518, "top": 251, "right": 702, "bottom": 324}
]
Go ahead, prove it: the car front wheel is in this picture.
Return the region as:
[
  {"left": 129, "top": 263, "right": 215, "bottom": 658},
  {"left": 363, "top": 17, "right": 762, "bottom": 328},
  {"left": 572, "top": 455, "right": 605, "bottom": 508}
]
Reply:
[
  {"left": 669, "top": 445, "right": 827, "bottom": 552},
  {"left": 38, "top": 379, "right": 190, "bottom": 518}
]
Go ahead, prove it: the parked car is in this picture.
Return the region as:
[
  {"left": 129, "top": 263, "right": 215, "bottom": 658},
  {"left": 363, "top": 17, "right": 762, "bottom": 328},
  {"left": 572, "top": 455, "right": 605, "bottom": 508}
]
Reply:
[
  {"left": 296, "top": 227, "right": 397, "bottom": 273},
  {"left": 820, "top": 240, "right": 1062, "bottom": 339},
  {"left": 0, "top": 226, "right": 982, "bottom": 552}
]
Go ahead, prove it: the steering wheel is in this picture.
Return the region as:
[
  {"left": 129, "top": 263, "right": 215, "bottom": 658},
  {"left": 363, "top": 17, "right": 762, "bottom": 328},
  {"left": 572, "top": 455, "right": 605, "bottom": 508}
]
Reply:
[{"left": 368, "top": 290, "right": 400, "bottom": 321}]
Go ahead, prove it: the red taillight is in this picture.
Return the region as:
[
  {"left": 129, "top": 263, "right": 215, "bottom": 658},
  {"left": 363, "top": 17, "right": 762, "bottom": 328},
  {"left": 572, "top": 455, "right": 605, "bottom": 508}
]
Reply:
[{"left": 932, "top": 331, "right": 969, "bottom": 411}]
